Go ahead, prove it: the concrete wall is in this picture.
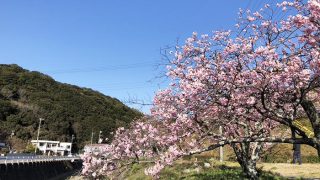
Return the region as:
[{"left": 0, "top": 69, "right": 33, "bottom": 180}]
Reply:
[{"left": 0, "top": 160, "right": 82, "bottom": 180}]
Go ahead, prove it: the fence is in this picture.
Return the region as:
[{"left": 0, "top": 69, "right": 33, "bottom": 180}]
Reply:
[{"left": 0, "top": 155, "right": 80, "bottom": 165}]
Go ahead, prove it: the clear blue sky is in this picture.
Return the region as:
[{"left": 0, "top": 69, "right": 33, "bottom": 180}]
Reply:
[{"left": 0, "top": 0, "right": 276, "bottom": 113}]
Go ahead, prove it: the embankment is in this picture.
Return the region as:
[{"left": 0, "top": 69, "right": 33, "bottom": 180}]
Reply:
[{"left": 0, "top": 160, "right": 82, "bottom": 180}]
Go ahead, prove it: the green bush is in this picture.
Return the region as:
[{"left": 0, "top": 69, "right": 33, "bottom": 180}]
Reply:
[
  {"left": 23, "top": 143, "right": 36, "bottom": 153},
  {"left": 302, "top": 156, "right": 320, "bottom": 163}
]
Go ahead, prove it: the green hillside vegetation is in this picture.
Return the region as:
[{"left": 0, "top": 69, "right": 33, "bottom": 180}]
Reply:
[{"left": 0, "top": 64, "right": 142, "bottom": 152}]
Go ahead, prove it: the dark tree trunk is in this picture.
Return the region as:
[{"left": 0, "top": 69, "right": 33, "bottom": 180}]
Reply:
[
  {"left": 291, "top": 127, "right": 302, "bottom": 164},
  {"left": 300, "top": 99, "right": 320, "bottom": 157}
]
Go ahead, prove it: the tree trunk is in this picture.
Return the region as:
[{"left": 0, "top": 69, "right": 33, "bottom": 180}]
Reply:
[
  {"left": 231, "top": 143, "right": 260, "bottom": 180},
  {"left": 300, "top": 99, "right": 320, "bottom": 157},
  {"left": 241, "top": 160, "right": 259, "bottom": 180}
]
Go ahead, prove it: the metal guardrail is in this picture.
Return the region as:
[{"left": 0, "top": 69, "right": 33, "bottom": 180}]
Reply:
[{"left": 0, "top": 155, "right": 81, "bottom": 165}]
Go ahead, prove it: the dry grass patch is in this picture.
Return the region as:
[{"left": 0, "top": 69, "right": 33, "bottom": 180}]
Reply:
[{"left": 259, "top": 163, "right": 320, "bottom": 179}]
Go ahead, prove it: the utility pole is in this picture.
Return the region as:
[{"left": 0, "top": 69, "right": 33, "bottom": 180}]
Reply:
[
  {"left": 35, "top": 118, "right": 44, "bottom": 154},
  {"left": 9, "top": 130, "right": 15, "bottom": 152},
  {"left": 70, "top": 134, "right": 75, "bottom": 155},
  {"left": 219, "top": 126, "right": 224, "bottom": 162},
  {"left": 71, "top": 134, "right": 75, "bottom": 143},
  {"left": 90, "top": 130, "right": 94, "bottom": 146},
  {"left": 98, "top": 131, "right": 103, "bottom": 144}
]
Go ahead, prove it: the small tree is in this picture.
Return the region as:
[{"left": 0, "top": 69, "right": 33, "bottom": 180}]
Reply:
[{"left": 24, "top": 143, "right": 37, "bottom": 154}]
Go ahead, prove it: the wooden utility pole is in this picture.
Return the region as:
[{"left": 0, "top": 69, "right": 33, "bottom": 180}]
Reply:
[
  {"left": 35, "top": 118, "right": 44, "bottom": 154},
  {"left": 98, "top": 131, "right": 103, "bottom": 144},
  {"left": 90, "top": 130, "right": 94, "bottom": 146},
  {"left": 219, "top": 126, "right": 224, "bottom": 162}
]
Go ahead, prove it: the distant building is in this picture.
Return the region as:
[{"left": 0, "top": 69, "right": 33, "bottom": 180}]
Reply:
[
  {"left": 84, "top": 144, "right": 105, "bottom": 154},
  {"left": 31, "top": 140, "right": 72, "bottom": 156}
]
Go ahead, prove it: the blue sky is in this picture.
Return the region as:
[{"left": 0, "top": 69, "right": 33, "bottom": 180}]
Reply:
[{"left": 0, "top": 0, "right": 275, "bottom": 113}]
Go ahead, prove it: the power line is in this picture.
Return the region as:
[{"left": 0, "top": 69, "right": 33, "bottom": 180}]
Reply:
[
  {"left": 44, "top": 61, "right": 159, "bottom": 74},
  {"left": 85, "top": 81, "right": 150, "bottom": 87},
  {"left": 250, "top": 0, "right": 260, "bottom": 11},
  {"left": 83, "top": 82, "right": 154, "bottom": 89},
  {"left": 245, "top": 0, "right": 253, "bottom": 11},
  {"left": 252, "top": 0, "right": 265, "bottom": 11},
  {"left": 96, "top": 82, "right": 164, "bottom": 91},
  {"left": 102, "top": 85, "right": 160, "bottom": 91},
  {"left": 75, "top": 80, "right": 166, "bottom": 91}
]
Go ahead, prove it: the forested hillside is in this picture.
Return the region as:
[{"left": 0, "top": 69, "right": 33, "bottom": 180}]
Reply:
[{"left": 0, "top": 64, "right": 142, "bottom": 151}]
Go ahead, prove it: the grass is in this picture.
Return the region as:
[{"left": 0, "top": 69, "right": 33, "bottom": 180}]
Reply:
[
  {"left": 159, "top": 162, "right": 247, "bottom": 180},
  {"left": 123, "top": 158, "right": 320, "bottom": 179},
  {"left": 69, "top": 159, "right": 320, "bottom": 179},
  {"left": 124, "top": 159, "right": 284, "bottom": 180}
]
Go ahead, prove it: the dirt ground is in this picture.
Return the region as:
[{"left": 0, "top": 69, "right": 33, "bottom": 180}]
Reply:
[{"left": 258, "top": 163, "right": 320, "bottom": 179}]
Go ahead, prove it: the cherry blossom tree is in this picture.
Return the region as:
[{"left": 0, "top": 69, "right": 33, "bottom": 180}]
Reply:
[
  {"left": 82, "top": 0, "right": 320, "bottom": 179},
  {"left": 151, "top": 0, "right": 319, "bottom": 177},
  {"left": 230, "top": 0, "right": 320, "bottom": 155}
]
